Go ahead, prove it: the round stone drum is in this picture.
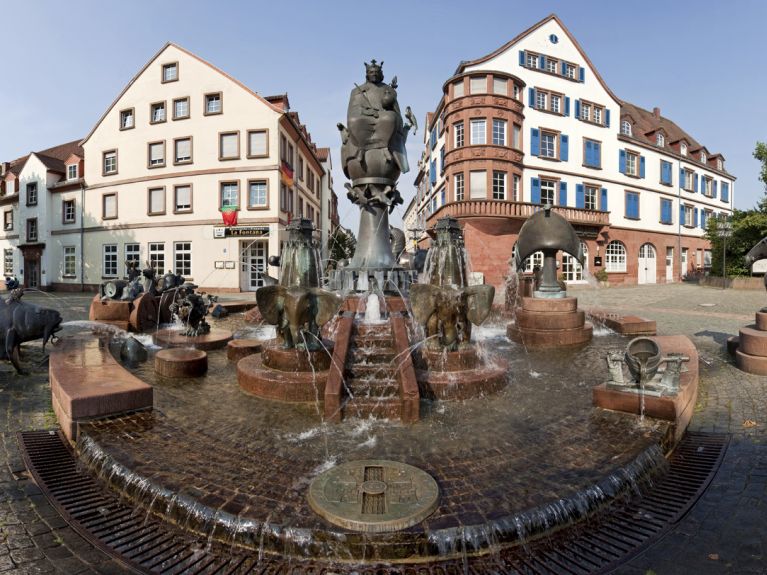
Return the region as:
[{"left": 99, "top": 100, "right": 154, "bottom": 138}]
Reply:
[{"left": 307, "top": 460, "right": 439, "bottom": 533}]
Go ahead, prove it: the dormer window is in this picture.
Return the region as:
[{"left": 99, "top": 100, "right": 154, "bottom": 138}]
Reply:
[
  {"left": 717, "top": 158, "right": 723, "bottom": 170},
  {"left": 700, "top": 151, "right": 707, "bottom": 164},
  {"left": 681, "top": 143, "right": 687, "bottom": 156},
  {"left": 67, "top": 164, "right": 78, "bottom": 180},
  {"left": 656, "top": 133, "right": 665, "bottom": 147},
  {"left": 621, "top": 120, "right": 632, "bottom": 136}
]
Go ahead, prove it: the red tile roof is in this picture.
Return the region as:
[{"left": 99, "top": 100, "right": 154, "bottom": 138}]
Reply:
[
  {"left": 315, "top": 147, "right": 330, "bottom": 161},
  {"left": 4, "top": 139, "right": 83, "bottom": 176}
]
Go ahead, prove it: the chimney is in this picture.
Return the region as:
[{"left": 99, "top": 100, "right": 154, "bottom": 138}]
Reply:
[
  {"left": 1, "top": 161, "right": 8, "bottom": 175},
  {"left": 653, "top": 107, "right": 661, "bottom": 119}
]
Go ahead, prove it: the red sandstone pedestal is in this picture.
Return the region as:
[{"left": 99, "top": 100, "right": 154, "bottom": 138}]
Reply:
[
  {"left": 227, "top": 339, "right": 265, "bottom": 362},
  {"left": 733, "top": 312, "right": 767, "bottom": 374},
  {"left": 416, "top": 346, "right": 507, "bottom": 400},
  {"left": 507, "top": 297, "right": 593, "bottom": 348},
  {"left": 155, "top": 348, "right": 208, "bottom": 377},
  {"left": 238, "top": 341, "right": 334, "bottom": 402},
  {"left": 153, "top": 328, "right": 232, "bottom": 350},
  {"left": 593, "top": 335, "right": 699, "bottom": 442}
]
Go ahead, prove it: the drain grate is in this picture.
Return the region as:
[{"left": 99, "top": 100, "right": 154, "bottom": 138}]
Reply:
[{"left": 18, "top": 430, "right": 727, "bottom": 574}]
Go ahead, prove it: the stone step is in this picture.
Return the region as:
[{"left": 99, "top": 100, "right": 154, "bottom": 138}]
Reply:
[
  {"left": 342, "top": 397, "right": 402, "bottom": 420},
  {"left": 348, "top": 348, "right": 396, "bottom": 364},
  {"left": 345, "top": 375, "right": 400, "bottom": 396},
  {"left": 345, "top": 364, "right": 398, "bottom": 380},
  {"left": 354, "top": 323, "right": 392, "bottom": 338}
]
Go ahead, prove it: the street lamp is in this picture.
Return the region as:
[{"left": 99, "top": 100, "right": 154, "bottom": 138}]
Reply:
[{"left": 717, "top": 216, "right": 733, "bottom": 289}]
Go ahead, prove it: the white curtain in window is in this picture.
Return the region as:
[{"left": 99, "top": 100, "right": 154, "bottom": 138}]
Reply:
[
  {"left": 249, "top": 131, "right": 267, "bottom": 156},
  {"left": 221, "top": 134, "right": 238, "bottom": 157},
  {"left": 469, "top": 170, "right": 486, "bottom": 199},
  {"left": 150, "top": 189, "right": 164, "bottom": 213}
]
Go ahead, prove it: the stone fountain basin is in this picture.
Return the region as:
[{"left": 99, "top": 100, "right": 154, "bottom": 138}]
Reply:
[{"left": 65, "top": 319, "right": 673, "bottom": 563}]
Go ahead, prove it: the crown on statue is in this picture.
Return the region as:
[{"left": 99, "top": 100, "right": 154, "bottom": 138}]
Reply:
[{"left": 365, "top": 59, "right": 383, "bottom": 74}]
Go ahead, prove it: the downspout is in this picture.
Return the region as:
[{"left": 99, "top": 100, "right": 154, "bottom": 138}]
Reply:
[
  {"left": 79, "top": 181, "right": 85, "bottom": 292},
  {"left": 677, "top": 160, "right": 682, "bottom": 282}
]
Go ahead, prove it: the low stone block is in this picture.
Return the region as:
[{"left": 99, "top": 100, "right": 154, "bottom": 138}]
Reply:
[
  {"left": 153, "top": 328, "right": 232, "bottom": 350},
  {"left": 735, "top": 349, "right": 767, "bottom": 375},
  {"left": 227, "top": 339, "right": 264, "bottom": 362},
  {"left": 515, "top": 309, "right": 586, "bottom": 330},
  {"left": 521, "top": 297, "right": 577, "bottom": 313},
  {"left": 756, "top": 311, "right": 767, "bottom": 331},
  {"left": 738, "top": 325, "right": 767, "bottom": 357},
  {"left": 88, "top": 296, "right": 132, "bottom": 322},
  {"left": 155, "top": 349, "right": 208, "bottom": 378}
]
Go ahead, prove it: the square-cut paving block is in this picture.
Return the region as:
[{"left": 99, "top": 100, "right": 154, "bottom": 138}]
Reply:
[
  {"left": 593, "top": 335, "right": 698, "bottom": 442},
  {"left": 50, "top": 335, "right": 153, "bottom": 441}
]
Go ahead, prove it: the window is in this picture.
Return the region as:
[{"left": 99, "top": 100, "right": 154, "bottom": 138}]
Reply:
[
  {"left": 656, "top": 133, "right": 665, "bottom": 147},
  {"left": 162, "top": 62, "right": 178, "bottom": 83},
  {"left": 540, "top": 179, "right": 556, "bottom": 205},
  {"left": 454, "top": 173, "right": 465, "bottom": 201},
  {"left": 125, "top": 244, "right": 140, "bottom": 275},
  {"left": 717, "top": 158, "right": 723, "bottom": 171},
  {"left": 564, "top": 63, "right": 576, "bottom": 79},
  {"left": 683, "top": 205, "right": 694, "bottom": 227},
  {"left": 3, "top": 210, "right": 12, "bottom": 230},
  {"left": 148, "top": 141, "right": 165, "bottom": 168},
  {"left": 298, "top": 156, "right": 304, "bottom": 181},
  {"left": 150, "top": 101, "right": 166, "bottom": 123},
  {"left": 469, "top": 76, "right": 486, "bottom": 94},
  {"left": 204, "top": 92, "right": 222, "bottom": 115},
  {"left": 680, "top": 143, "right": 688, "bottom": 156},
  {"left": 119, "top": 108, "right": 134, "bottom": 130},
  {"left": 3, "top": 249, "right": 12, "bottom": 275},
  {"left": 540, "top": 131, "right": 557, "bottom": 158},
  {"left": 174, "top": 242, "right": 192, "bottom": 276},
  {"left": 174, "top": 137, "right": 192, "bottom": 164},
  {"left": 684, "top": 169, "right": 694, "bottom": 191},
  {"left": 700, "top": 152, "right": 707, "bottom": 164},
  {"left": 453, "top": 80, "right": 464, "bottom": 98},
  {"left": 512, "top": 174, "right": 520, "bottom": 201},
  {"left": 103, "top": 150, "right": 117, "bottom": 175},
  {"left": 470, "top": 119, "right": 486, "bottom": 145},
  {"left": 63, "top": 246, "right": 76, "bottom": 277},
  {"left": 584, "top": 185, "right": 598, "bottom": 210},
  {"left": 174, "top": 185, "right": 192, "bottom": 213},
  {"left": 247, "top": 130, "right": 268, "bottom": 157},
  {"left": 605, "top": 241, "right": 627, "bottom": 272},
  {"left": 492, "top": 171, "right": 506, "bottom": 200},
  {"left": 148, "top": 187, "right": 165, "bottom": 215},
  {"left": 550, "top": 94, "right": 561, "bottom": 114},
  {"left": 149, "top": 243, "right": 165, "bottom": 275},
  {"left": 219, "top": 132, "right": 239, "bottom": 160},
  {"left": 625, "top": 151, "right": 639, "bottom": 176},
  {"left": 621, "top": 120, "right": 632, "bottom": 136},
  {"left": 173, "top": 97, "right": 189, "bottom": 120},
  {"left": 280, "top": 184, "right": 293, "bottom": 212},
  {"left": 580, "top": 101, "right": 606, "bottom": 125},
  {"left": 220, "top": 181, "right": 239, "bottom": 209},
  {"left": 63, "top": 199, "right": 75, "bottom": 224},
  {"left": 26, "top": 182, "right": 37, "bottom": 206},
  {"left": 536, "top": 90, "right": 547, "bottom": 110},
  {"left": 454, "top": 122, "right": 464, "bottom": 148},
  {"left": 546, "top": 57, "right": 558, "bottom": 74},
  {"left": 660, "top": 160, "right": 673, "bottom": 185},
  {"left": 526, "top": 53, "right": 538, "bottom": 68},
  {"left": 248, "top": 180, "right": 267, "bottom": 208},
  {"left": 67, "top": 164, "right": 78, "bottom": 180},
  {"left": 721, "top": 182, "right": 730, "bottom": 202},
  {"left": 583, "top": 139, "right": 601, "bottom": 168},
  {"left": 513, "top": 84, "right": 520, "bottom": 100},
  {"left": 103, "top": 245, "right": 118, "bottom": 277},
  {"left": 593, "top": 107, "right": 602, "bottom": 125},
  {"left": 702, "top": 176, "right": 713, "bottom": 197},
  {"left": 493, "top": 77, "right": 507, "bottom": 95},
  {"left": 701, "top": 209, "right": 710, "bottom": 229},
  {"left": 492, "top": 119, "right": 507, "bottom": 146},
  {"left": 625, "top": 191, "right": 640, "bottom": 219},
  {"left": 469, "top": 171, "right": 486, "bottom": 199},
  {"left": 580, "top": 102, "right": 590, "bottom": 121},
  {"left": 532, "top": 88, "right": 565, "bottom": 114},
  {"left": 102, "top": 193, "right": 117, "bottom": 219},
  {"left": 512, "top": 124, "right": 521, "bottom": 149},
  {"left": 660, "top": 198, "right": 673, "bottom": 224}
]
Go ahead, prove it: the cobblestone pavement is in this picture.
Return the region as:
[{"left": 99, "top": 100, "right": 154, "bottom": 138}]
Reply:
[{"left": 0, "top": 286, "right": 764, "bottom": 573}]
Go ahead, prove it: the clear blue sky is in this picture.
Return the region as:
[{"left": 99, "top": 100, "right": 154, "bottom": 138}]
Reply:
[{"left": 1, "top": 0, "right": 764, "bottom": 231}]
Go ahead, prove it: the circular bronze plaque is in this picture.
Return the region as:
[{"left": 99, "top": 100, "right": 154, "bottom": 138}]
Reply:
[{"left": 307, "top": 460, "right": 439, "bottom": 533}]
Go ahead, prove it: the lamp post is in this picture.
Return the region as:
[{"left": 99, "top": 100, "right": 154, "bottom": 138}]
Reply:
[{"left": 717, "top": 216, "right": 732, "bottom": 289}]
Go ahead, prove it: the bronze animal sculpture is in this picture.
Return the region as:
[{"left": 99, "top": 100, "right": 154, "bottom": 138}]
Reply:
[
  {"left": 0, "top": 289, "right": 62, "bottom": 374},
  {"left": 168, "top": 284, "right": 212, "bottom": 337}
]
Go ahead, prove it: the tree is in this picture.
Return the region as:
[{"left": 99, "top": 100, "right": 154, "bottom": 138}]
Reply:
[
  {"left": 327, "top": 227, "right": 356, "bottom": 270},
  {"left": 755, "top": 141, "right": 767, "bottom": 212}
]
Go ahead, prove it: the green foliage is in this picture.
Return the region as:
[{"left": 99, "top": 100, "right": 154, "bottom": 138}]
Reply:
[
  {"left": 327, "top": 227, "right": 357, "bottom": 270},
  {"left": 594, "top": 269, "right": 608, "bottom": 282},
  {"left": 706, "top": 210, "right": 767, "bottom": 277},
  {"left": 755, "top": 142, "right": 767, "bottom": 211}
]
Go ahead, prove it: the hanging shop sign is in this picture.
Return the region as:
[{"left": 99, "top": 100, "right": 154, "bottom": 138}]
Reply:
[{"left": 213, "top": 226, "right": 270, "bottom": 238}]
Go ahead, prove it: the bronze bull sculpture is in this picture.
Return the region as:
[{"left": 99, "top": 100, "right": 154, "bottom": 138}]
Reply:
[{"left": 1, "top": 289, "right": 62, "bottom": 374}]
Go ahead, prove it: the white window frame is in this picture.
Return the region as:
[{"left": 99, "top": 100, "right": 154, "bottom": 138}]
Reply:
[
  {"left": 67, "top": 164, "right": 78, "bottom": 180},
  {"left": 63, "top": 246, "right": 76, "bottom": 277},
  {"left": 492, "top": 119, "right": 506, "bottom": 146},
  {"left": 470, "top": 119, "right": 486, "bottom": 145},
  {"left": 248, "top": 180, "right": 267, "bottom": 208},
  {"left": 492, "top": 171, "right": 506, "bottom": 200},
  {"left": 454, "top": 173, "right": 464, "bottom": 201},
  {"left": 605, "top": 241, "right": 627, "bottom": 272},
  {"left": 454, "top": 122, "right": 464, "bottom": 148},
  {"left": 540, "top": 179, "right": 556, "bottom": 205},
  {"left": 584, "top": 185, "right": 598, "bottom": 210},
  {"left": 103, "top": 244, "right": 118, "bottom": 278},
  {"left": 626, "top": 151, "right": 638, "bottom": 176},
  {"left": 621, "top": 120, "right": 632, "bottom": 136},
  {"left": 174, "top": 242, "right": 192, "bottom": 277},
  {"left": 540, "top": 131, "right": 557, "bottom": 159},
  {"left": 149, "top": 242, "right": 165, "bottom": 275}
]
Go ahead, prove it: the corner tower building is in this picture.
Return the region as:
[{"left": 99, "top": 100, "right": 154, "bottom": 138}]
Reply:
[{"left": 409, "top": 14, "right": 734, "bottom": 293}]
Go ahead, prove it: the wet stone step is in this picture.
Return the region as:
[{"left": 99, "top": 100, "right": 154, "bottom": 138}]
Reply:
[
  {"left": 343, "top": 398, "right": 402, "bottom": 420},
  {"left": 346, "top": 380, "right": 400, "bottom": 398},
  {"left": 353, "top": 323, "right": 392, "bottom": 337},
  {"left": 344, "top": 365, "right": 397, "bottom": 379},
  {"left": 348, "top": 349, "right": 397, "bottom": 364}
]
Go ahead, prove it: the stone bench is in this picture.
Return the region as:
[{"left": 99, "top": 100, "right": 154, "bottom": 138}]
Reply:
[{"left": 50, "top": 335, "right": 153, "bottom": 442}]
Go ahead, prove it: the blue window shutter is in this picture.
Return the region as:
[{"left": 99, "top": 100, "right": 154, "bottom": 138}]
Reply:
[
  {"left": 694, "top": 207, "right": 699, "bottom": 227},
  {"left": 559, "top": 181, "right": 568, "bottom": 206},
  {"left": 539, "top": 55, "right": 546, "bottom": 69},
  {"left": 519, "top": 50, "right": 526, "bottom": 66},
  {"left": 440, "top": 147, "right": 445, "bottom": 173},
  {"left": 594, "top": 142, "right": 601, "bottom": 167},
  {"left": 575, "top": 99, "right": 581, "bottom": 119},
  {"left": 713, "top": 180, "right": 718, "bottom": 198},
  {"left": 680, "top": 204, "right": 684, "bottom": 222},
  {"left": 579, "top": 67, "right": 585, "bottom": 82},
  {"left": 605, "top": 109, "right": 611, "bottom": 128},
  {"left": 564, "top": 97, "right": 570, "bottom": 117},
  {"left": 680, "top": 167, "right": 685, "bottom": 187},
  {"left": 561, "top": 61, "right": 567, "bottom": 75},
  {"left": 722, "top": 182, "right": 729, "bottom": 202},
  {"left": 619, "top": 149, "right": 626, "bottom": 174},
  {"left": 576, "top": 184, "right": 585, "bottom": 208},
  {"left": 528, "top": 88, "right": 535, "bottom": 108},
  {"left": 429, "top": 160, "right": 436, "bottom": 185},
  {"left": 560, "top": 134, "right": 569, "bottom": 161},
  {"left": 662, "top": 161, "right": 671, "bottom": 184},
  {"left": 640, "top": 156, "right": 646, "bottom": 178},
  {"left": 694, "top": 174, "right": 699, "bottom": 193},
  {"left": 661, "top": 199, "right": 669, "bottom": 223},
  {"left": 531, "top": 128, "right": 540, "bottom": 156},
  {"left": 600, "top": 188, "right": 608, "bottom": 211},
  {"left": 531, "top": 178, "right": 541, "bottom": 204},
  {"left": 584, "top": 140, "right": 593, "bottom": 165},
  {"left": 700, "top": 210, "right": 706, "bottom": 228}
]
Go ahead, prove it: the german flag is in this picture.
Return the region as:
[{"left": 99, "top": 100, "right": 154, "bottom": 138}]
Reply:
[{"left": 280, "top": 161, "right": 294, "bottom": 187}]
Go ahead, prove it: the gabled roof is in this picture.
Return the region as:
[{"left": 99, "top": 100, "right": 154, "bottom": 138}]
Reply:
[
  {"left": 80, "top": 42, "right": 283, "bottom": 146},
  {"left": 620, "top": 101, "right": 701, "bottom": 150},
  {"left": 455, "top": 13, "right": 621, "bottom": 104},
  {"left": 4, "top": 140, "right": 82, "bottom": 177}
]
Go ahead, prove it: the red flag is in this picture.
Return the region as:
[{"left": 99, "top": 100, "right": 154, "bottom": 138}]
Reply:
[
  {"left": 221, "top": 207, "right": 238, "bottom": 226},
  {"left": 280, "top": 161, "right": 294, "bottom": 187}
]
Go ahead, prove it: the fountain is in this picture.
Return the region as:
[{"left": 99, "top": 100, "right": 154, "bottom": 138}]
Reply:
[
  {"left": 728, "top": 236, "right": 767, "bottom": 374},
  {"left": 507, "top": 205, "right": 594, "bottom": 347}
]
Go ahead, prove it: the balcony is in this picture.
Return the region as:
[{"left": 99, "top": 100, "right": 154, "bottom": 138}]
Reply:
[{"left": 426, "top": 200, "right": 610, "bottom": 227}]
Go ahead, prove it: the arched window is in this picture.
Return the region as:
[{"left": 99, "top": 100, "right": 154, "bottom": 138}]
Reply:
[
  {"left": 621, "top": 120, "right": 632, "bottom": 136},
  {"left": 656, "top": 133, "right": 665, "bottom": 147},
  {"left": 605, "top": 241, "right": 627, "bottom": 272}
]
